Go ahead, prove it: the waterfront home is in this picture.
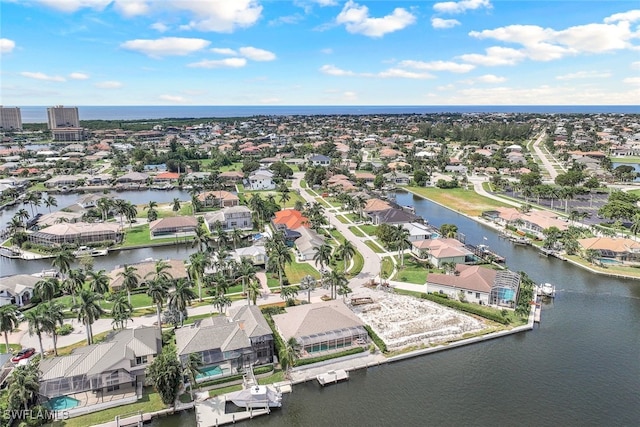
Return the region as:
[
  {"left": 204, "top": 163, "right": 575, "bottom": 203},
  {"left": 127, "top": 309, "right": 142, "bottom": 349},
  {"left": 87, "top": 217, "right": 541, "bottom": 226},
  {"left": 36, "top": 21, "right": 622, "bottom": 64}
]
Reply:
[
  {"left": 205, "top": 205, "right": 253, "bottom": 232},
  {"left": 426, "top": 265, "right": 521, "bottom": 308},
  {"left": 39, "top": 326, "right": 161, "bottom": 417},
  {"left": 383, "top": 171, "right": 411, "bottom": 185},
  {"left": 175, "top": 306, "right": 274, "bottom": 382},
  {"left": 109, "top": 259, "right": 188, "bottom": 291},
  {"left": 233, "top": 245, "right": 268, "bottom": 266},
  {"left": 148, "top": 216, "right": 198, "bottom": 239},
  {"left": 28, "top": 222, "right": 123, "bottom": 247},
  {"left": 218, "top": 171, "right": 244, "bottom": 184},
  {"left": 403, "top": 222, "right": 437, "bottom": 242},
  {"left": 368, "top": 208, "right": 420, "bottom": 226},
  {"left": 245, "top": 169, "right": 276, "bottom": 190},
  {"left": 116, "top": 171, "right": 149, "bottom": 184},
  {"left": 577, "top": 237, "right": 640, "bottom": 264},
  {"left": 197, "top": 190, "right": 240, "bottom": 208},
  {"left": 153, "top": 171, "right": 180, "bottom": 183},
  {"left": 363, "top": 198, "right": 392, "bottom": 215},
  {"left": 36, "top": 211, "right": 84, "bottom": 227},
  {"left": 411, "top": 238, "right": 475, "bottom": 267},
  {"left": 271, "top": 301, "right": 368, "bottom": 357},
  {"left": 44, "top": 174, "right": 92, "bottom": 189},
  {"left": 354, "top": 172, "right": 376, "bottom": 185},
  {"left": 0, "top": 274, "right": 37, "bottom": 307},
  {"left": 76, "top": 193, "right": 112, "bottom": 209},
  {"left": 485, "top": 207, "right": 568, "bottom": 238}
]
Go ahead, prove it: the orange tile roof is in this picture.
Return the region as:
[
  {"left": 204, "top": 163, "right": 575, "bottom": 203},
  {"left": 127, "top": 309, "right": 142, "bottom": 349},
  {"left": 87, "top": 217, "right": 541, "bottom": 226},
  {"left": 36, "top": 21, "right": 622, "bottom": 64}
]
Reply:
[{"left": 273, "top": 209, "right": 308, "bottom": 229}]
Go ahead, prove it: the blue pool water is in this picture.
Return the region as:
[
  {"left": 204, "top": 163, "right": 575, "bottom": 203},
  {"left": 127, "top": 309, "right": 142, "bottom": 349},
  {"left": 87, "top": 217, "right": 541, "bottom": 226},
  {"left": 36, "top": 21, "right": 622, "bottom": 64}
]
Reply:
[
  {"left": 47, "top": 396, "right": 80, "bottom": 410},
  {"left": 599, "top": 258, "right": 621, "bottom": 265},
  {"left": 196, "top": 365, "right": 223, "bottom": 379}
]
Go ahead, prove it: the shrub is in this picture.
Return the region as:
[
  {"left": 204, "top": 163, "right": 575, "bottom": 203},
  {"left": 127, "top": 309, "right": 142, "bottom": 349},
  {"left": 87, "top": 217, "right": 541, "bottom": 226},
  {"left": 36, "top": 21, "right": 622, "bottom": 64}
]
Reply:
[
  {"left": 364, "top": 325, "right": 387, "bottom": 353},
  {"left": 253, "top": 364, "right": 274, "bottom": 376},
  {"left": 419, "top": 293, "right": 509, "bottom": 324},
  {"left": 56, "top": 324, "right": 74, "bottom": 336},
  {"left": 295, "top": 347, "right": 364, "bottom": 367}
]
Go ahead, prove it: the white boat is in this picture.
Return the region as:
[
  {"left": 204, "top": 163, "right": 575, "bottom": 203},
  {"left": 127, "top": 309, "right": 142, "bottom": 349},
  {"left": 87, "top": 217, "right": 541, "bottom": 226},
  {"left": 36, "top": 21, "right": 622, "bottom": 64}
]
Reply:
[
  {"left": 539, "top": 283, "right": 556, "bottom": 298},
  {"left": 72, "top": 246, "right": 109, "bottom": 258},
  {"left": 227, "top": 385, "right": 282, "bottom": 408},
  {"left": 317, "top": 369, "right": 349, "bottom": 386}
]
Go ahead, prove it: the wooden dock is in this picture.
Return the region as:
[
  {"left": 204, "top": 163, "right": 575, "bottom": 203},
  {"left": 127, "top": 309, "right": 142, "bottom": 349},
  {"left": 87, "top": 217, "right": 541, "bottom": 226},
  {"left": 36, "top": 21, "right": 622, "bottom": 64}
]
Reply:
[
  {"left": 316, "top": 369, "right": 349, "bottom": 386},
  {"left": 92, "top": 412, "right": 151, "bottom": 427},
  {"left": 195, "top": 396, "right": 270, "bottom": 427}
]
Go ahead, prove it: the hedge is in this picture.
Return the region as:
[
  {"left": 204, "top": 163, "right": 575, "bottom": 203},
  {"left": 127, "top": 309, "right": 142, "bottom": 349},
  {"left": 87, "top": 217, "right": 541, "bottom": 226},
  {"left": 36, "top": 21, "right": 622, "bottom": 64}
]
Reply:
[
  {"left": 197, "top": 373, "right": 244, "bottom": 388},
  {"left": 364, "top": 325, "right": 388, "bottom": 353},
  {"left": 418, "top": 292, "right": 510, "bottom": 325},
  {"left": 295, "top": 347, "right": 365, "bottom": 367},
  {"left": 253, "top": 364, "right": 274, "bottom": 375}
]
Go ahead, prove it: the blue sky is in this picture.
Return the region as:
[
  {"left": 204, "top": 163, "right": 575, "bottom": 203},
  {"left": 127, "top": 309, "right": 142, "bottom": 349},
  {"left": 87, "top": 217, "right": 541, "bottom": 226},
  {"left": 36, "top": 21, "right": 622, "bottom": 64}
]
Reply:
[{"left": 1, "top": 0, "right": 639, "bottom": 106}]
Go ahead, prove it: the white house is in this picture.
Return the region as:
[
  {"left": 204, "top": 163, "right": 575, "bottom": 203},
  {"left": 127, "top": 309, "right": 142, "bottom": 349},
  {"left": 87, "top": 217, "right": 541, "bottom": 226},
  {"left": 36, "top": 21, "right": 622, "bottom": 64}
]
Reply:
[
  {"left": 246, "top": 169, "right": 276, "bottom": 190},
  {"left": 0, "top": 274, "right": 37, "bottom": 307}
]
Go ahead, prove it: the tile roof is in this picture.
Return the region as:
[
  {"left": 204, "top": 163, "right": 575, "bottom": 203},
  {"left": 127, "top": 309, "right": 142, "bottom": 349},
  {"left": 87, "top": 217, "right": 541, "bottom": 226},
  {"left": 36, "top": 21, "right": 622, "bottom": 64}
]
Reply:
[{"left": 272, "top": 301, "right": 364, "bottom": 340}]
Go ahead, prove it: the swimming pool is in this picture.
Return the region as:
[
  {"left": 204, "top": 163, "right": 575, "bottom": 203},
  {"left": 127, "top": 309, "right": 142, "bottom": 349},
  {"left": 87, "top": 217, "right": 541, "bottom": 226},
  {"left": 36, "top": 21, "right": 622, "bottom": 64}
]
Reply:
[
  {"left": 599, "top": 258, "right": 621, "bottom": 265},
  {"left": 196, "top": 365, "right": 223, "bottom": 379},
  {"left": 47, "top": 396, "right": 80, "bottom": 410}
]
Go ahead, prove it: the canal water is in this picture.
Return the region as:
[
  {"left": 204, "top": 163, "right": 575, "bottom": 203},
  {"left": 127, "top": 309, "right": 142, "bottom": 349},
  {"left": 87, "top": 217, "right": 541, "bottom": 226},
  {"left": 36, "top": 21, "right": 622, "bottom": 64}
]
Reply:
[{"left": 148, "top": 191, "right": 640, "bottom": 427}]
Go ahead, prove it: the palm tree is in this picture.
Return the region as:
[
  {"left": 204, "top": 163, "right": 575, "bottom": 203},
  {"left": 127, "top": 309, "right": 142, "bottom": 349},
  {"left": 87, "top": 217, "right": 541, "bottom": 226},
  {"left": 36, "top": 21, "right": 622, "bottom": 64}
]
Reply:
[
  {"left": 337, "top": 282, "right": 353, "bottom": 301},
  {"left": 16, "top": 208, "right": 30, "bottom": 227},
  {"left": 7, "top": 363, "right": 40, "bottom": 411},
  {"left": 0, "top": 305, "right": 18, "bottom": 353},
  {"left": 192, "top": 226, "right": 211, "bottom": 252},
  {"left": 74, "top": 290, "right": 104, "bottom": 345},
  {"left": 172, "top": 198, "right": 181, "bottom": 213},
  {"left": 246, "top": 278, "right": 261, "bottom": 305},
  {"left": 145, "top": 259, "right": 174, "bottom": 284},
  {"left": 109, "top": 292, "right": 133, "bottom": 330},
  {"left": 231, "top": 228, "right": 244, "bottom": 250},
  {"left": 147, "top": 278, "right": 170, "bottom": 329},
  {"left": 44, "top": 194, "right": 58, "bottom": 213},
  {"left": 236, "top": 258, "right": 257, "bottom": 295},
  {"left": 169, "top": 278, "right": 197, "bottom": 325},
  {"left": 97, "top": 197, "right": 112, "bottom": 221},
  {"left": 51, "top": 249, "right": 75, "bottom": 279},
  {"left": 279, "top": 191, "right": 291, "bottom": 206},
  {"left": 326, "top": 269, "right": 348, "bottom": 300},
  {"left": 299, "top": 275, "right": 316, "bottom": 303},
  {"left": 144, "top": 200, "right": 159, "bottom": 222},
  {"left": 268, "top": 243, "right": 293, "bottom": 289},
  {"left": 87, "top": 269, "right": 110, "bottom": 294},
  {"left": 188, "top": 251, "right": 209, "bottom": 302},
  {"left": 41, "top": 302, "right": 64, "bottom": 356},
  {"left": 394, "top": 225, "right": 411, "bottom": 267},
  {"left": 183, "top": 353, "right": 203, "bottom": 399},
  {"left": 313, "top": 242, "right": 333, "bottom": 272},
  {"left": 630, "top": 213, "right": 640, "bottom": 236},
  {"left": 64, "top": 268, "right": 86, "bottom": 305},
  {"left": 35, "top": 277, "right": 59, "bottom": 302},
  {"left": 118, "top": 264, "right": 140, "bottom": 305},
  {"left": 441, "top": 261, "right": 457, "bottom": 275},
  {"left": 124, "top": 201, "right": 138, "bottom": 228},
  {"left": 280, "top": 285, "right": 299, "bottom": 305},
  {"left": 211, "top": 294, "right": 231, "bottom": 314},
  {"left": 24, "top": 306, "right": 47, "bottom": 356},
  {"left": 336, "top": 240, "right": 356, "bottom": 273},
  {"left": 279, "top": 337, "right": 301, "bottom": 376},
  {"left": 585, "top": 249, "right": 600, "bottom": 265}
]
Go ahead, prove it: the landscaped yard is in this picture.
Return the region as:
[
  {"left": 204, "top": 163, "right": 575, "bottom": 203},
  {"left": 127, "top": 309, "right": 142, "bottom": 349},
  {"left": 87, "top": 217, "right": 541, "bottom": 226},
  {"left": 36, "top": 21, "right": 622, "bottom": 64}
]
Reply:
[
  {"left": 365, "top": 240, "right": 385, "bottom": 253},
  {"left": 120, "top": 224, "right": 193, "bottom": 247},
  {"left": 348, "top": 226, "right": 365, "bottom": 237},
  {"left": 359, "top": 225, "right": 378, "bottom": 236},
  {"left": 392, "top": 256, "right": 430, "bottom": 284},
  {"left": 267, "top": 259, "right": 321, "bottom": 287},
  {"left": 404, "top": 186, "right": 512, "bottom": 216}
]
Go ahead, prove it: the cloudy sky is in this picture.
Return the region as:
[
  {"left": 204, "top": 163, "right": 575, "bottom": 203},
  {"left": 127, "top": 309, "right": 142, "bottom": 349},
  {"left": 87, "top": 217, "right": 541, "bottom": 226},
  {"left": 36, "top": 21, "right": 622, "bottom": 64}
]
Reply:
[{"left": 1, "top": 0, "right": 639, "bottom": 106}]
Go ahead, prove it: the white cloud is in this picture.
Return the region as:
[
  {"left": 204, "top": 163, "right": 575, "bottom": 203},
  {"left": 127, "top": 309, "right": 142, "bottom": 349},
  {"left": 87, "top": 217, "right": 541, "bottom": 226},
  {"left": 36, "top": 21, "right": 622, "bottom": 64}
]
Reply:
[
  {"left": 159, "top": 94, "right": 187, "bottom": 103},
  {"left": 399, "top": 60, "right": 475, "bottom": 73},
  {"left": 177, "top": 0, "right": 263, "bottom": 33},
  {"left": 321, "top": 48, "right": 333, "bottom": 54},
  {"left": 113, "top": 0, "right": 148, "bottom": 17},
  {"left": 431, "top": 18, "right": 460, "bottom": 29},
  {"left": 0, "top": 38, "right": 16, "bottom": 54},
  {"left": 34, "top": 0, "right": 111, "bottom": 13},
  {"left": 150, "top": 22, "right": 169, "bottom": 33},
  {"left": 603, "top": 10, "right": 640, "bottom": 24},
  {"left": 320, "top": 64, "right": 355, "bottom": 76},
  {"left": 268, "top": 14, "right": 304, "bottom": 26},
  {"left": 336, "top": 1, "right": 416, "bottom": 38},
  {"left": 556, "top": 71, "right": 612, "bottom": 80},
  {"left": 623, "top": 77, "right": 640, "bottom": 85},
  {"left": 188, "top": 58, "right": 247, "bottom": 68},
  {"left": 343, "top": 91, "right": 357, "bottom": 101},
  {"left": 433, "top": 0, "right": 492, "bottom": 14},
  {"left": 69, "top": 72, "right": 90, "bottom": 80},
  {"left": 377, "top": 68, "right": 434, "bottom": 79},
  {"left": 121, "top": 37, "right": 210, "bottom": 58},
  {"left": 459, "top": 46, "right": 527, "bottom": 66},
  {"left": 211, "top": 48, "right": 238, "bottom": 55},
  {"left": 632, "top": 61, "right": 640, "bottom": 70},
  {"left": 20, "top": 71, "right": 66, "bottom": 82},
  {"left": 94, "top": 80, "right": 123, "bottom": 89},
  {"left": 238, "top": 47, "right": 276, "bottom": 61},
  {"left": 475, "top": 74, "right": 506, "bottom": 83}
]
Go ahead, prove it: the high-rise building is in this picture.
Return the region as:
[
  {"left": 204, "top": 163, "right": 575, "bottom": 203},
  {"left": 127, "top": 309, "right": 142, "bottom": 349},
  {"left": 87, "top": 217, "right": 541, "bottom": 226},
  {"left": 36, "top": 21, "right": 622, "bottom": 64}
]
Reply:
[
  {"left": 46, "top": 105, "right": 83, "bottom": 141},
  {"left": 0, "top": 106, "right": 23, "bottom": 130}
]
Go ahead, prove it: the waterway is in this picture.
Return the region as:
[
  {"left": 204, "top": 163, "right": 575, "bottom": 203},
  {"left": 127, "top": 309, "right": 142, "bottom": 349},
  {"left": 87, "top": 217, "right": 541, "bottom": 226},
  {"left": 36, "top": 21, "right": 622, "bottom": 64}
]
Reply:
[{"left": 146, "top": 190, "right": 640, "bottom": 426}]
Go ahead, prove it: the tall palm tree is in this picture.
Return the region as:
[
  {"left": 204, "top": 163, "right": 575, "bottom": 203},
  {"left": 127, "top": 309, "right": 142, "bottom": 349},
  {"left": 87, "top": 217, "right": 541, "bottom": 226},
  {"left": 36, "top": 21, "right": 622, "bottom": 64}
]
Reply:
[
  {"left": 313, "top": 242, "right": 333, "bottom": 272},
  {"left": 630, "top": 213, "right": 640, "bottom": 236},
  {"left": 337, "top": 240, "right": 356, "bottom": 273},
  {"left": 15, "top": 208, "right": 30, "bottom": 227},
  {"left": 172, "top": 198, "right": 181, "bottom": 213},
  {"left": 188, "top": 251, "right": 209, "bottom": 302},
  {"left": 73, "top": 290, "right": 104, "bottom": 345},
  {"left": 124, "top": 201, "right": 138, "bottom": 228},
  {"left": 279, "top": 191, "right": 291, "bottom": 206},
  {"left": 299, "top": 275, "right": 316, "bottom": 303},
  {"left": 7, "top": 363, "right": 40, "bottom": 411},
  {"left": 24, "top": 306, "right": 47, "bottom": 356},
  {"left": 169, "top": 278, "right": 197, "bottom": 325},
  {"left": 394, "top": 225, "right": 411, "bottom": 267},
  {"left": 147, "top": 278, "right": 170, "bottom": 329},
  {"left": 64, "top": 268, "right": 86, "bottom": 305},
  {"left": 44, "top": 194, "right": 58, "bottom": 213},
  {"left": 51, "top": 249, "right": 75, "bottom": 279},
  {"left": 96, "top": 197, "right": 112, "bottom": 221},
  {"left": 337, "top": 282, "right": 353, "bottom": 301},
  {"left": 34, "top": 277, "right": 59, "bottom": 302},
  {"left": 211, "top": 294, "right": 231, "bottom": 314},
  {"left": 192, "top": 226, "right": 211, "bottom": 252},
  {"left": 118, "top": 264, "right": 140, "bottom": 304},
  {"left": 0, "top": 305, "right": 19, "bottom": 352},
  {"left": 280, "top": 285, "right": 299, "bottom": 306},
  {"left": 236, "top": 258, "right": 257, "bottom": 295},
  {"left": 109, "top": 292, "right": 133, "bottom": 330},
  {"left": 268, "top": 242, "right": 293, "bottom": 289},
  {"left": 87, "top": 269, "right": 110, "bottom": 294},
  {"left": 279, "top": 337, "right": 301, "bottom": 376},
  {"left": 246, "top": 278, "right": 261, "bottom": 305},
  {"left": 326, "top": 269, "right": 348, "bottom": 300},
  {"left": 145, "top": 259, "right": 173, "bottom": 284},
  {"left": 144, "top": 200, "right": 159, "bottom": 222},
  {"left": 183, "top": 353, "right": 203, "bottom": 399},
  {"left": 231, "top": 228, "right": 244, "bottom": 250},
  {"left": 41, "top": 301, "right": 65, "bottom": 356}
]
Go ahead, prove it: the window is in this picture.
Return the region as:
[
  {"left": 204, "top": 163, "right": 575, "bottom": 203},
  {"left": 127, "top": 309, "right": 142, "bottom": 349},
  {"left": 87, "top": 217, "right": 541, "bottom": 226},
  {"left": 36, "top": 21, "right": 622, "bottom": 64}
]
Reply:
[
  {"left": 135, "top": 355, "right": 148, "bottom": 365},
  {"left": 476, "top": 293, "right": 481, "bottom": 299}
]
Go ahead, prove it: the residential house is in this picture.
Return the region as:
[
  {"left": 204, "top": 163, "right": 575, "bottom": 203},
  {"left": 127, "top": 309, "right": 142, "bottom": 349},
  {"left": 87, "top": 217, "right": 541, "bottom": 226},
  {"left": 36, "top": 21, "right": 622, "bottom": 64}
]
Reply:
[
  {"left": 411, "top": 238, "right": 475, "bottom": 267},
  {"left": 148, "top": 216, "right": 198, "bottom": 239},
  {"left": 577, "top": 237, "right": 640, "bottom": 264},
  {"left": 109, "top": 259, "right": 188, "bottom": 291},
  {"left": 245, "top": 169, "right": 276, "bottom": 190},
  {"left": 272, "top": 209, "right": 308, "bottom": 232},
  {"left": 175, "top": 306, "right": 274, "bottom": 382},
  {"left": 39, "top": 326, "right": 161, "bottom": 417},
  {"left": 486, "top": 207, "right": 568, "bottom": 238},
  {"left": 294, "top": 226, "right": 326, "bottom": 262},
  {"left": 197, "top": 190, "right": 240, "bottom": 208},
  {"left": 36, "top": 211, "right": 84, "bottom": 228},
  {"left": 272, "top": 301, "right": 368, "bottom": 357},
  {"left": 368, "top": 208, "right": 420, "bottom": 226},
  {"left": 219, "top": 171, "right": 244, "bottom": 184},
  {"left": 205, "top": 205, "right": 253, "bottom": 232},
  {"left": 153, "top": 172, "right": 180, "bottom": 183},
  {"left": 233, "top": 245, "right": 267, "bottom": 266},
  {"left": 116, "top": 172, "right": 149, "bottom": 184},
  {"left": 383, "top": 172, "right": 410, "bottom": 185},
  {"left": 403, "top": 222, "right": 438, "bottom": 242},
  {"left": 426, "top": 264, "right": 521, "bottom": 307},
  {"left": 29, "top": 222, "right": 123, "bottom": 247},
  {"left": 309, "top": 154, "right": 331, "bottom": 167},
  {"left": 0, "top": 274, "right": 37, "bottom": 307}
]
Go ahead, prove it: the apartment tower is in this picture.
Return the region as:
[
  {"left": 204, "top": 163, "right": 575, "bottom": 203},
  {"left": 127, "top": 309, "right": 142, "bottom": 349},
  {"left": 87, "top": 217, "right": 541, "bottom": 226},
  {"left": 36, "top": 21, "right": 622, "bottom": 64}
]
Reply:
[{"left": 0, "top": 106, "right": 23, "bottom": 130}]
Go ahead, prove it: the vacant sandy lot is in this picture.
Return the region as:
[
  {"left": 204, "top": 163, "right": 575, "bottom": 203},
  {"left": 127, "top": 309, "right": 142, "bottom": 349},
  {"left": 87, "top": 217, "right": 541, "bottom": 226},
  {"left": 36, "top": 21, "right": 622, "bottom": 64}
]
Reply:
[{"left": 350, "top": 288, "right": 485, "bottom": 350}]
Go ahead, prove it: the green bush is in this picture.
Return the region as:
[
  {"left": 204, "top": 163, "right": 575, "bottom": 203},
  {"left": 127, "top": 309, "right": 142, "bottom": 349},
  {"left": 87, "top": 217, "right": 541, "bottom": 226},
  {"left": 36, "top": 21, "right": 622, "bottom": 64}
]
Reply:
[
  {"left": 56, "top": 324, "right": 74, "bottom": 336},
  {"left": 295, "top": 347, "right": 364, "bottom": 367},
  {"left": 253, "top": 364, "right": 274, "bottom": 375},
  {"left": 419, "top": 293, "right": 510, "bottom": 324},
  {"left": 198, "top": 373, "right": 244, "bottom": 388},
  {"left": 364, "top": 325, "right": 387, "bottom": 353}
]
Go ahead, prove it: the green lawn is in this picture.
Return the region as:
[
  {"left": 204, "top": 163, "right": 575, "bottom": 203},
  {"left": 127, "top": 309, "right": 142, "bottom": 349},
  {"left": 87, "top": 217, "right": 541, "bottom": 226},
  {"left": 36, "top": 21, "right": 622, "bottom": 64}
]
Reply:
[
  {"left": 359, "top": 225, "right": 378, "bottom": 236},
  {"left": 392, "top": 256, "right": 429, "bottom": 284},
  {"left": 347, "top": 250, "right": 365, "bottom": 277},
  {"left": 348, "top": 226, "right": 365, "bottom": 237},
  {"left": 380, "top": 257, "right": 394, "bottom": 280},
  {"left": 315, "top": 197, "right": 332, "bottom": 208},
  {"left": 0, "top": 344, "right": 21, "bottom": 353},
  {"left": 611, "top": 157, "right": 640, "bottom": 164},
  {"left": 336, "top": 215, "right": 350, "bottom": 224},
  {"left": 102, "top": 293, "right": 153, "bottom": 310},
  {"left": 53, "top": 388, "right": 166, "bottom": 427},
  {"left": 300, "top": 179, "right": 307, "bottom": 188},
  {"left": 120, "top": 224, "right": 193, "bottom": 247},
  {"left": 365, "top": 240, "right": 385, "bottom": 253},
  {"left": 266, "top": 259, "right": 321, "bottom": 287},
  {"left": 404, "top": 186, "right": 512, "bottom": 216}
]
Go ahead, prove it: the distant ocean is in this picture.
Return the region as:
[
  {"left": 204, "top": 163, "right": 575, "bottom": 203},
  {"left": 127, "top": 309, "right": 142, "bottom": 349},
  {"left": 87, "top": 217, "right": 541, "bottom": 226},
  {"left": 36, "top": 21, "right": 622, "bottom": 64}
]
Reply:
[{"left": 19, "top": 105, "right": 639, "bottom": 123}]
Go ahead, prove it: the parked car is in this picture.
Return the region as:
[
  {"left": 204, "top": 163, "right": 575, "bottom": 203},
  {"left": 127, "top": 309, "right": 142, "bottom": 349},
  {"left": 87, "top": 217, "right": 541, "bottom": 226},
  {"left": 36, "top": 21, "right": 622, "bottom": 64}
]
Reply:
[{"left": 11, "top": 348, "right": 35, "bottom": 363}]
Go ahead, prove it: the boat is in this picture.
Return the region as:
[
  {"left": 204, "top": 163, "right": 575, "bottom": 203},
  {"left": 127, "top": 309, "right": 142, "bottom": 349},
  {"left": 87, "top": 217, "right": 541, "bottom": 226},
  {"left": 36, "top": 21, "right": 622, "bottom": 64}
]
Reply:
[
  {"left": 72, "top": 246, "right": 109, "bottom": 258},
  {"left": 539, "top": 283, "right": 556, "bottom": 298},
  {"left": 150, "top": 183, "right": 175, "bottom": 190},
  {"left": 509, "top": 236, "right": 531, "bottom": 246},
  {"left": 317, "top": 369, "right": 349, "bottom": 386},
  {"left": 227, "top": 384, "right": 282, "bottom": 408}
]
